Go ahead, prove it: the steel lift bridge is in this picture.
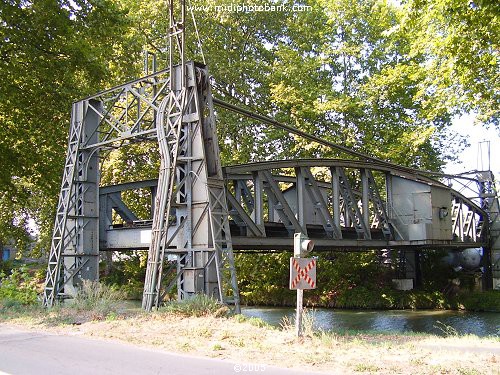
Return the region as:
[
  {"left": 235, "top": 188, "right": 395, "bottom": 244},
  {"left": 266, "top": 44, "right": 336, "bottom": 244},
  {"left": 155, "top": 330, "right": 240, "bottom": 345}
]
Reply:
[{"left": 42, "top": 2, "right": 500, "bottom": 312}]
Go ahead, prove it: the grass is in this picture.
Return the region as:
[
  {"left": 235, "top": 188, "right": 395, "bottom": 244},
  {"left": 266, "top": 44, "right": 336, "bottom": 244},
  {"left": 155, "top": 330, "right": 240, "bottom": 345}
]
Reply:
[
  {"left": 353, "top": 363, "right": 381, "bottom": 372},
  {"left": 71, "top": 280, "right": 123, "bottom": 317},
  {"left": 159, "top": 294, "right": 230, "bottom": 317},
  {"left": 280, "top": 308, "right": 316, "bottom": 337},
  {"left": 434, "top": 320, "right": 459, "bottom": 337}
]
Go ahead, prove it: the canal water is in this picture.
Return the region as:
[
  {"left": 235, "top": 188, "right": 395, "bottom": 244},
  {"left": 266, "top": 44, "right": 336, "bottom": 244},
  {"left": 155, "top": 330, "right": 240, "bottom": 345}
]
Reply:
[{"left": 241, "top": 307, "right": 500, "bottom": 337}]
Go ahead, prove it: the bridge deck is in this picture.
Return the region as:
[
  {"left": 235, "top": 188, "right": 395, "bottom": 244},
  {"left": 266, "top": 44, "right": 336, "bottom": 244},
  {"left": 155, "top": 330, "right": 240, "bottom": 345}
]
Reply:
[{"left": 103, "top": 221, "right": 484, "bottom": 252}]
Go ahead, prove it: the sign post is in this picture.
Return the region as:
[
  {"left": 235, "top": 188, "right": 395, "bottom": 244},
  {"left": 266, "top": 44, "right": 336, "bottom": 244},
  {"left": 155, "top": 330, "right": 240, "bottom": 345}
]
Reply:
[{"left": 290, "top": 233, "right": 315, "bottom": 337}]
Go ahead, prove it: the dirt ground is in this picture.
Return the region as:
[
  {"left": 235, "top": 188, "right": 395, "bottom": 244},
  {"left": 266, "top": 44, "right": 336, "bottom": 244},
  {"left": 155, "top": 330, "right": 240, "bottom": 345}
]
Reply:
[{"left": 1, "top": 308, "right": 499, "bottom": 375}]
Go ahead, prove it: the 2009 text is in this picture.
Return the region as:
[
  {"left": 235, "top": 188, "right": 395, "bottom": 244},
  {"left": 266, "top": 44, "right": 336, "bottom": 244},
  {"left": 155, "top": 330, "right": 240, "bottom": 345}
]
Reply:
[{"left": 233, "top": 363, "right": 267, "bottom": 372}]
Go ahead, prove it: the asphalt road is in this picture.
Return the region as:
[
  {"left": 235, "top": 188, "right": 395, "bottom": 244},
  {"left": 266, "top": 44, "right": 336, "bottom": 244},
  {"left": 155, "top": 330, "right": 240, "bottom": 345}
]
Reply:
[{"left": 0, "top": 325, "right": 320, "bottom": 375}]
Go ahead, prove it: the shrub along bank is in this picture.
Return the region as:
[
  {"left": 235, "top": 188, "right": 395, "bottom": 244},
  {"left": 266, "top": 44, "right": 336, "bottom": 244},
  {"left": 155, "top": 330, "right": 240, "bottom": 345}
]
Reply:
[
  {"left": 235, "top": 252, "right": 500, "bottom": 312},
  {"left": 0, "top": 265, "right": 40, "bottom": 308},
  {"left": 1, "top": 250, "right": 499, "bottom": 312},
  {"left": 238, "top": 279, "right": 500, "bottom": 312}
]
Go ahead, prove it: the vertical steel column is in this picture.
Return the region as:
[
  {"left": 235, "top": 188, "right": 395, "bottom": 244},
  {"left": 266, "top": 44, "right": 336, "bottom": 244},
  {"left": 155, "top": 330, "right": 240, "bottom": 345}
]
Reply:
[
  {"left": 331, "top": 167, "right": 341, "bottom": 233},
  {"left": 195, "top": 64, "right": 240, "bottom": 310},
  {"left": 143, "top": 63, "right": 240, "bottom": 310},
  {"left": 361, "top": 169, "right": 370, "bottom": 230},
  {"left": 477, "top": 171, "right": 500, "bottom": 289},
  {"left": 43, "top": 102, "right": 84, "bottom": 306},
  {"left": 253, "top": 172, "right": 264, "bottom": 231},
  {"left": 43, "top": 100, "right": 100, "bottom": 306},
  {"left": 69, "top": 99, "right": 100, "bottom": 295},
  {"left": 142, "top": 0, "right": 187, "bottom": 310},
  {"left": 296, "top": 167, "right": 307, "bottom": 234}
]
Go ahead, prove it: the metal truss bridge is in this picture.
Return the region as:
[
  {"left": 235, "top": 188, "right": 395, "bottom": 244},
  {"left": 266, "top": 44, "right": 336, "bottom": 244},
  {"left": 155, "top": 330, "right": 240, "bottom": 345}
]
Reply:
[
  {"left": 42, "top": 61, "right": 500, "bottom": 311},
  {"left": 101, "top": 159, "right": 490, "bottom": 252}
]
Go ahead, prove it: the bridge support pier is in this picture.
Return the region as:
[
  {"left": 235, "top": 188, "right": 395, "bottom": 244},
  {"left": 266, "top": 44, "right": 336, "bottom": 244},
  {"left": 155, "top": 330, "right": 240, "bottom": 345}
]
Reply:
[
  {"left": 43, "top": 100, "right": 101, "bottom": 305},
  {"left": 394, "top": 249, "right": 422, "bottom": 290},
  {"left": 142, "top": 62, "right": 240, "bottom": 311},
  {"left": 477, "top": 171, "right": 500, "bottom": 290}
]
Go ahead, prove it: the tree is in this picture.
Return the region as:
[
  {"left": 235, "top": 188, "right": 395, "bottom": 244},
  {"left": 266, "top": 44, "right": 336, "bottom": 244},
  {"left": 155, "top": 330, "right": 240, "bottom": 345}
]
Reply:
[
  {"left": 0, "top": 0, "right": 140, "bottom": 252},
  {"left": 402, "top": 0, "right": 500, "bottom": 128},
  {"left": 267, "top": 0, "right": 460, "bottom": 169}
]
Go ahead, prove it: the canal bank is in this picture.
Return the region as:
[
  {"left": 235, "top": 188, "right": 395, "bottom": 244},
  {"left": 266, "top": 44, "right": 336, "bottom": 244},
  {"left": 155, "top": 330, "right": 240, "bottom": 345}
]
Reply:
[
  {"left": 1, "top": 302, "right": 499, "bottom": 375},
  {"left": 241, "top": 307, "right": 500, "bottom": 337}
]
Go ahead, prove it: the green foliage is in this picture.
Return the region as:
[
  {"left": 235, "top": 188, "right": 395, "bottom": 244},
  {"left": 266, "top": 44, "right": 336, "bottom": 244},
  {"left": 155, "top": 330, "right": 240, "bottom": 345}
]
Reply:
[
  {"left": 233, "top": 314, "right": 272, "bottom": 329},
  {"left": 0, "top": 259, "right": 14, "bottom": 275},
  {"left": 114, "top": 0, "right": 461, "bottom": 171},
  {"left": 236, "top": 251, "right": 395, "bottom": 308},
  {"left": 159, "top": 294, "right": 229, "bottom": 317},
  {"left": 457, "top": 291, "right": 500, "bottom": 312},
  {"left": 247, "top": 317, "right": 271, "bottom": 328},
  {"left": 100, "top": 254, "right": 146, "bottom": 299},
  {"left": 232, "top": 314, "right": 272, "bottom": 328},
  {"left": 0, "top": 0, "right": 141, "bottom": 249},
  {"left": 231, "top": 314, "right": 271, "bottom": 328},
  {"left": 266, "top": 0, "right": 460, "bottom": 169},
  {"left": 235, "top": 250, "right": 498, "bottom": 310},
  {"left": 109, "top": 279, "right": 144, "bottom": 301},
  {"left": 236, "top": 252, "right": 294, "bottom": 306},
  {"left": 0, "top": 266, "right": 39, "bottom": 307},
  {"left": 402, "top": 0, "right": 500, "bottom": 127},
  {"left": 233, "top": 314, "right": 248, "bottom": 323},
  {"left": 419, "top": 250, "right": 458, "bottom": 290}
]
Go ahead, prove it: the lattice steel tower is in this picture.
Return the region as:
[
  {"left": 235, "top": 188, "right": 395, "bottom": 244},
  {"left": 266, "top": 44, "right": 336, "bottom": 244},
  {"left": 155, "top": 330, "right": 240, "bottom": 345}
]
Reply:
[{"left": 142, "top": 0, "right": 239, "bottom": 311}]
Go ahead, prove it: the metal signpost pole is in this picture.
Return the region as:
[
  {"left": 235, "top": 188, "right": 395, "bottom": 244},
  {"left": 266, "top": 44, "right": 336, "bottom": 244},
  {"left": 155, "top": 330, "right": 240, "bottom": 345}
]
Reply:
[
  {"left": 296, "top": 286, "right": 303, "bottom": 337},
  {"left": 291, "top": 233, "right": 315, "bottom": 338}
]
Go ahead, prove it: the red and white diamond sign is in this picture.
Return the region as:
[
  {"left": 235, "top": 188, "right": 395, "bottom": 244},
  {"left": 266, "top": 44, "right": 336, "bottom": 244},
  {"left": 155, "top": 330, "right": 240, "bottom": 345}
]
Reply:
[{"left": 289, "top": 257, "right": 317, "bottom": 290}]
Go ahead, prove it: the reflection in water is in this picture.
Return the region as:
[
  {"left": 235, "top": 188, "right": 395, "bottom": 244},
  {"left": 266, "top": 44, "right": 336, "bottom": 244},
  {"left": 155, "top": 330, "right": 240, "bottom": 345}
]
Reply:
[{"left": 241, "top": 307, "right": 500, "bottom": 337}]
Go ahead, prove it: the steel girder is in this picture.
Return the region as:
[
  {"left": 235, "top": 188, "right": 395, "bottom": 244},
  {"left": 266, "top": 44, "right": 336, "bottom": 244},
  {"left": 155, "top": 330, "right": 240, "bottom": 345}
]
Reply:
[
  {"left": 142, "top": 12, "right": 189, "bottom": 311},
  {"left": 43, "top": 65, "right": 171, "bottom": 306},
  {"left": 143, "top": 62, "right": 240, "bottom": 312},
  {"left": 476, "top": 171, "right": 500, "bottom": 288}
]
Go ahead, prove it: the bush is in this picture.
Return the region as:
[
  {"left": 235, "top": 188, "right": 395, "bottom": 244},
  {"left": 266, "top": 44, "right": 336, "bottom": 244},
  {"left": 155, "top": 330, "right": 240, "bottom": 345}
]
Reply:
[
  {"left": 72, "top": 280, "right": 123, "bottom": 317},
  {"left": 458, "top": 291, "right": 500, "bottom": 312},
  {"left": 100, "top": 254, "right": 146, "bottom": 300},
  {"left": 0, "top": 266, "right": 39, "bottom": 307},
  {"left": 109, "top": 279, "right": 144, "bottom": 300},
  {"left": 159, "top": 294, "right": 229, "bottom": 317}
]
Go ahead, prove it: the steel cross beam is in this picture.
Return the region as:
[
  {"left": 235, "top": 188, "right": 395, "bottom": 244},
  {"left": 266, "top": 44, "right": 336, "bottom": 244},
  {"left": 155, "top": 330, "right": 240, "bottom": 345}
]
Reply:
[{"left": 99, "top": 158, "right": 500, "bottom": 288}]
